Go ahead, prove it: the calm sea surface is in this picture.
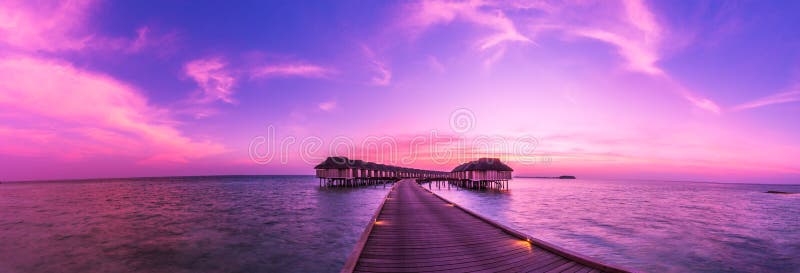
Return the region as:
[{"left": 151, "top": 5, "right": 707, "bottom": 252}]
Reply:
[
  {"left": 0, "top": 176, "right": 389, "bottom": 273},
  {"left": 429, "top": 178, "right": 800, "bottom": 273},
  {"left": 1, "top": 176, "right": 798, "bottom": 273}
]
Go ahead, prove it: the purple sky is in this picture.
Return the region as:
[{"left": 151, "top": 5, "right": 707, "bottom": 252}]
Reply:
[{"left": 1, "top": 0, "right": 799, "bottom": 183}]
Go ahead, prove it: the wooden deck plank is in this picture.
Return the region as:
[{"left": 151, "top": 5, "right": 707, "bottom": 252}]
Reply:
[
  {"left": 357, "top": 248, "right": 545, "bottom": 270},
  {"left": 492, "top": 250, "right": 562, "bottom": 273},
  {"left": 562, "top": 265, "right": 594, "bottom": 273},
  {"left": 546, "top": 261, "right": 579, "bottom": 273},
  {"left": 344, "top": 179, "right": 629, "bottom": 273}
]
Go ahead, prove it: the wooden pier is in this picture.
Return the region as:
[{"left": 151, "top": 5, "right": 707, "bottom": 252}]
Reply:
[{"left": 342, "top": 179, "right": 630, "bottom": 273}]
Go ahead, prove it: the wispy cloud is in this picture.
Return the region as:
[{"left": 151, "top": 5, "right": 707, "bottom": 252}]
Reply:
[
  {"left": 184, "top": 57, "right": 333, "bottom": 106},
  {"left": 483, "top": 45, "right": 507, "bottom": 69},
  {"left": 427, "top": 55, "right": 446, "bottom": 73},
  {"left": 184, "top": 57, "right": 237, "bottom": 104},
  {"left": 684, "top": 93, "right": 722, "bottom": 114},
  {"left": 0, "top": 1, "right": 178, "bottom": 55},
  {"left": 579, "top": 0, "right": 722, "bottom": 113},
  {"left": 573, "top": 28, "right": 662, "bottom": 75},
  {"left": 318, "top": 100, "right": 337, "bottom": 111},
  {"left": 362, "top": 45, "right": 392, "bottom": 86},
  {"left": 404, "top": 0, "right": 531, "bottom": 66},
  {"left": 370, "top": 60, "right": 392, "bottom": 86},
  {"left": 533, "top": 0, "right": 719, "bottom": 113},
  {"left": 733, "top": 88, "right": 800, "bottom": 111},
  {"left": 0, "top": 0, "right": 227, "bottom": 163},
  {"left": 0, "top": 55, "right": 227, "bottom": 162},
  {"left": 251, "top": 63, "right": 332, "bottom": 78},
  {"left": 0, "top": 0, "right": 95, "bottom": 51},
  {"left": 405, "top": 0, "right": 530, "bottom": 51},
  {"left": 396, "top": 0, "right": 719, "bottom": 113},
  {"left": 566, "top": 0, "right": 663, "bottom": 76},
  {"left": 124, "top": 26, "right": 180, "bottom": 55}
]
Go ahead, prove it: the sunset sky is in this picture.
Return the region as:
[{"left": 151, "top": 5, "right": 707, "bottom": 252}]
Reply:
[{"left": 1, "top": 0, "right": 799, "bottom": 183}]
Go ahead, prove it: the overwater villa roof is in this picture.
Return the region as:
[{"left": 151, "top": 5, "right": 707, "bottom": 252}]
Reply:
[
  {"left": 452, "top": 162, "right": 469, "bottom": 172},
  {"left": 313, "top": 156, "right": 353, "bottom": 169},
  {"left": 452, "top": 158, "right": 513, "bottom": 172},
  {"left": 315, "top": 157, "right": 512, "bottom": 172}
]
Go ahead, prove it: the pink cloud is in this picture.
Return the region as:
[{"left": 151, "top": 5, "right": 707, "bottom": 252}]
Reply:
[
  {"left": 427, "top": 55, "right": 446, "bottom": 73},
  {"left": 540, "top": 0, "right": 663, "bottom": 76},
  {"left": 684, "top": 93, "right": 721, "bottom": 114},
  {"left": 573, "top": 28, "right": 662, "bottom": 75},
  {"left": 520, "top": 0, "right": 719, "bottom": 113},
  {"left": 184, "top": 57, "right": 237, "bottom": 104},
  {"left": 0, "top": 0, "right": 178, "bottom": 55},
  {"left": 530, "top": 126, "right": 800, "bottom": 178},
  {"left": 318, "top": 100, "right": 337, "bottom": 111},
  {"left": 370, "top": 60, "right": 392, "bottom": 86},
  {"left": 361, "top": 45, "right": 392, "bottom": 86},
  {"left": 732, "top": 88, "right": 800, "bottom": 111},
  {"left": 0, "top": 55, "right": 227, "bottom": 162},
  {"left": 397, "top": 0, "right": 719, "bottom": 112},
  {"left": 405, "top": 0, "right": 530, "bottom": 51},
  {"left": 0, "top": 126, "right": 60, "bottom": 156},
  {"left": 123, "top": 26, "right": 179, "bottom": 55},
  {"left": 184, "top": 57, "right": 333, "bottom": 106},
  {"left": 0, "top": 0, "right": 95, "bottom": 51},
  {"left": 664, "top": 81, "right": 722, "bottom": 114},
  {"left": 251, "top": 63, "right": 332, "bottom": 78},
  {"left": 402, "top": 0, "right": 531, "bottom": 68},
  {"left": 128, "top": 26, "right": 153, "bottom": 52},
  {"left": 579, "top": 0, "right": 720, "bottom": 114},
  {"left": 483, "top": 45, "right": 507, "bottom": 68}
]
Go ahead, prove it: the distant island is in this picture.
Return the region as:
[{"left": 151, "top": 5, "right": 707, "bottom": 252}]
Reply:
[
  {"left": 516, "top": 175, "right": 576, "bottom": 179},
  {"left": 765, "top": 190, "right": 796, "bottom": 194}
]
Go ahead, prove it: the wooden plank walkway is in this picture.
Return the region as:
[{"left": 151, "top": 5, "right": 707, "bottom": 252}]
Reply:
[{"left": 342, "top": 179, "right": 631, "bottom": 273}]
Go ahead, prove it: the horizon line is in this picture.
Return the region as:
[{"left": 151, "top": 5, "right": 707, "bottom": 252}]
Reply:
[{"left": 3, "top": 173, "right": 798, "bottom": 186}]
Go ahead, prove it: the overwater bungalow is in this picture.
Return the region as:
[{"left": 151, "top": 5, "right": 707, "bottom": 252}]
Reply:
[
  {"left": 314, "top": 157, "right": 399, "bottom": 187},
  {"left": 314, "top": 156, "right": 513, "bottom": 189},
  {"left": 450, "top": 158, "right": 513, "bottom": 189}
]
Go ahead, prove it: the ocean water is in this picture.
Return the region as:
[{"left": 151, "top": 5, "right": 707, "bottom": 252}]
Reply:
[
  {"left": 1, "top": 176, "right": 798, "bottom": 273},
  {"left": 428, "top": 178, "right": 800, "bottom": 273},
  {"left": 0, "top": 176, "right": 389, "bottom": 273}
]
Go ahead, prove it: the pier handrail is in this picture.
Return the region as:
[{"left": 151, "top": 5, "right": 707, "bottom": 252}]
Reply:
[
  {"left": 419, "top": 185, "right": 636, "bottom": 273},
  {"left": 340, "top": 182, "right": 398, "bottom": 273}
]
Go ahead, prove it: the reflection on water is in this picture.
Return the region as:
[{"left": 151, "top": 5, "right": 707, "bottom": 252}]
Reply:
[
  {"left": 0, "top": 176, "right": 389, "bottom": 273},
  {"left": 430, "top": 178, "right": 800, "bottom": 273}
]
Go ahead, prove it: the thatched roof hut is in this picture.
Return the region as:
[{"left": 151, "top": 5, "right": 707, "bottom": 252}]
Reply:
[
  {"left": 451, "top": 158, "right": 513, "bottom": 181},
  {"left": 451, "top": 158, "right": 513, "bottom": 172},
  {"left": 314, "top": 156, "right": 511, "bottom": 182},
  {"left": 314, "top": 156, "right": 353, "bottom": 169},
  {"left": 470, "top": 158, "right": 513, "bottom": 171}
]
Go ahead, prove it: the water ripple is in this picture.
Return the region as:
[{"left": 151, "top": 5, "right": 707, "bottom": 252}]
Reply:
[
  {"left": 430, "top": 178, "right": 800, "bottom": 273},
  {"left": 0, "top": 176, "right": 389, "bottom": 273}
]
